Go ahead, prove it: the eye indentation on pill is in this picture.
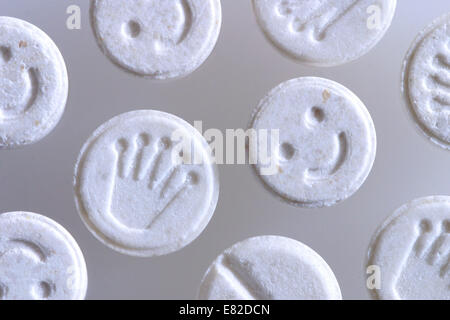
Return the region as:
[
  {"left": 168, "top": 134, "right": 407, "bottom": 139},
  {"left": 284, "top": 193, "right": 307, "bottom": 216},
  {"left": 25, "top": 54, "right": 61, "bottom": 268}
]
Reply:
[
  {"left": 109, "top": 133, "right": 199, "bottom": 230},
  {"left": 123, "top": 20, "right": 141, "bottom": 38},
  {"left": 279, "top": 142, "right": 296, "bottom": 161},
  {"left": 306, "top": 107, "right": 325, "bottom": 126},
  {"left": 0, "top": 46, "right": 11, "bottom": 63},
  {"left": 0, "top": 49, "right": 40, "bottom": 120},
  {"left": 276, "top": 0, "right": 360, "bottom": 40},
  {"left": 304, "top": 132, "right": 348, "bottom": 183}
]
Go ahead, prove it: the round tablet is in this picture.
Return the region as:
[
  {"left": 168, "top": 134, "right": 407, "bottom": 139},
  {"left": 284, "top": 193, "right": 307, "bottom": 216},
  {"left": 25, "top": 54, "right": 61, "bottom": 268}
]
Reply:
[
  {"left": 249, "top": 77, "right": 376, "bottom": 208},
  {"left": 0, "top": 17, "right": 68, "bottom": 149},
  {"left": 198, "top": 236, "right": 342, "bottom": 300},
  {"left": 91, "top": 0, "right": 222, "bottom": 79},
  {"left": 402, "top": 13, "right": 450, "bottom": 150},
  {"left": 367, "top": 196, "right": 450, "bottom": 300},
  {"left": 0, "top": 212, "right": 87, "bottom": 300},
  {"left": 252, "top": 0, "right": 396, "bottom": 66},
  {"left": 74, "top": 110, "right": 219, "bottom": 257}
]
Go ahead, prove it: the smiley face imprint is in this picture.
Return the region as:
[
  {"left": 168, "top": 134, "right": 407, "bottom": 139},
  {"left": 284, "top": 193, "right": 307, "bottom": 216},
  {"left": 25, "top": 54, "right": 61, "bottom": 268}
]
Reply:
[
  {"left": 0, "top": 212, "right": 87, "bottom": 300},
  {"left": 0, "top": 45, "right": 39, "bottom": 120},
  {"left": 0, "top": 17, "right": 68, "bottom": 149},
  {"left": 91, "top": 0, "right": 222, "bottom": 79},
  {"left": 250, "top": 77, "right": 376, "bottom": 208}
]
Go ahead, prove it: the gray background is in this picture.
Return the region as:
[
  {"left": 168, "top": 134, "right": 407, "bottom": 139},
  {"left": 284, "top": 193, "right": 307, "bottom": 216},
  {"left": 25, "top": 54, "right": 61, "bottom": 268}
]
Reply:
[{"left": 1, "top": 0, "right": 449, "bottom": 300}]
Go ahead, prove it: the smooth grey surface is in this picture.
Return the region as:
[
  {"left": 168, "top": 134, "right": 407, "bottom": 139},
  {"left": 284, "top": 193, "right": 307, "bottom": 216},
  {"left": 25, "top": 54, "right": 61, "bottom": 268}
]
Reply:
[{"left": 0, "top": 0, "right": 449, "bottom": 300}]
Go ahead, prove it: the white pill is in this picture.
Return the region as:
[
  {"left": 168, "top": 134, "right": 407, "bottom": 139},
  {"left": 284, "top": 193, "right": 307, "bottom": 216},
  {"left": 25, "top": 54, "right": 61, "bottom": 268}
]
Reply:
[
  {"left": 402, "top": 13, "right": 450, "bottom": 150},
  {"left": 198, "top": 236, "right": 342, "bottom": 300},
  {"left": 91, "top": 0, "right": 222, "bottom": 79},
  {"left": 0, "top": 17, "right": 68, "bottom": 148},
  {"left": 74, "top": 110, "right": 219, "bottom": 257},
  {"left": 367, "top": 196, "right": 450, "bottom": 300},
  {"left": 252, "top": 0, "right": 396, "bottom": 66},
  {"left": 249, "top": 77, "right": 376, "bottom": 208},
  {"left": 0, "top": 212, "right": 87, "bottom": 300}
]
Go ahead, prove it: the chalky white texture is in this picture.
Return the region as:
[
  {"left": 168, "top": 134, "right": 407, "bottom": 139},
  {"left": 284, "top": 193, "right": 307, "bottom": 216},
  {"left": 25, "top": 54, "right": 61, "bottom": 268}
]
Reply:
[
  {"left": 367, "top": 196, "right": 450, "bottom": 300},
  {"left": 0, "top": 17, "right": 68, "bottom": 148},
  {"left": 91, "top": 0, "right": 222, "bottom": 79},
  {"left": 0, "top": 212, "right": 87, "bottom": 300},
  {"left": 198, "top": 236, "right": 342, "bottom": 300},
  {"left": 402, "top": 13, "right": 450, "bottom": 150},
  {"left": 252, "top": 0, "right": 396, "bottom": 66},
  {"left": 250, "top": 77, "right": 376, "bottom": 208},
  {"left": 74, "top": 110, "right": 219, "bottom": 257}
]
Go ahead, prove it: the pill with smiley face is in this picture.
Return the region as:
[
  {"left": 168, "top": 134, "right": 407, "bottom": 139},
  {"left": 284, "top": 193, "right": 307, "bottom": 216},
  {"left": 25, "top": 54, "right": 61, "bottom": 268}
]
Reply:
[
  {"left": 0, "top": 17, "right": 68, "bottom": 149},
  {"left": 249, "top": 77, "right": 376, "bottom": 208},
  {"left": 91, "top": 0, "right": 222, "bottom": 79},
  {"left": 0, "top": 212, "right": 87, "bottom": 300}
]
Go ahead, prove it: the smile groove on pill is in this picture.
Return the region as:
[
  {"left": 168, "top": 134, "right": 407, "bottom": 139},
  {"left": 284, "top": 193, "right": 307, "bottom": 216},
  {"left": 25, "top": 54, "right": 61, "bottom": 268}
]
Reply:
[
  {"left": 253, "top": 0, "right": 397, "bottom": 66},
  {"left": 198, "top": 236, "right": 342, "bottom": 300},
  {"left": 304, "top": 132, "right": 348, "bottom": 184},
  {"left": 0, "top": 212, "right": 87, "bottom": 300},
  {"left": 91, "top": 0, "right": 222, "bottom": 79},
  {"left": 250, "top": 77, "right": 376, "bottom": 208},
  {"left": 0, "top": 17, "right": 68, "bottom": 148},
  {"left": 403, "top": 13, "right": 450, "bottom": 150},
  {"left": 74, "top": 110, "right": 219, "bottom": 257},
  {"left": 367, "top": 196, "right": 450, "bottom": 300}
]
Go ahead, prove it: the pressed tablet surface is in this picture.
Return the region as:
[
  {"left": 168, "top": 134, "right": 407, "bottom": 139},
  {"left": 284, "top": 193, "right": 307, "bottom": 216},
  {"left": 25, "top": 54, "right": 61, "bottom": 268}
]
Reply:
[
  {"left": 198, "top": 236, "right": 342, "bottom": 300},
  {"left": 250, "top": 77, "right": 376, "bottom": 208},
  {"left": 367, "top": 196, "right": 450, "bottom": 300},
  {"left": 0, "top": 17, "right": 68, "bottom": 148},
  {"left": 403, "top": 13, "right": 450, "bottom": 150},
  {"left": 252, "top": 0, "right": 396, "bottom": 66},
  {"left": 0, "top": 212, "right": 87, "bottom": 300},
  {"left": 91, "top": 0, "right": 222, "bottom": 79},
  {"left": 74, "top": 110, "right": 219, "bottom": 257}
]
